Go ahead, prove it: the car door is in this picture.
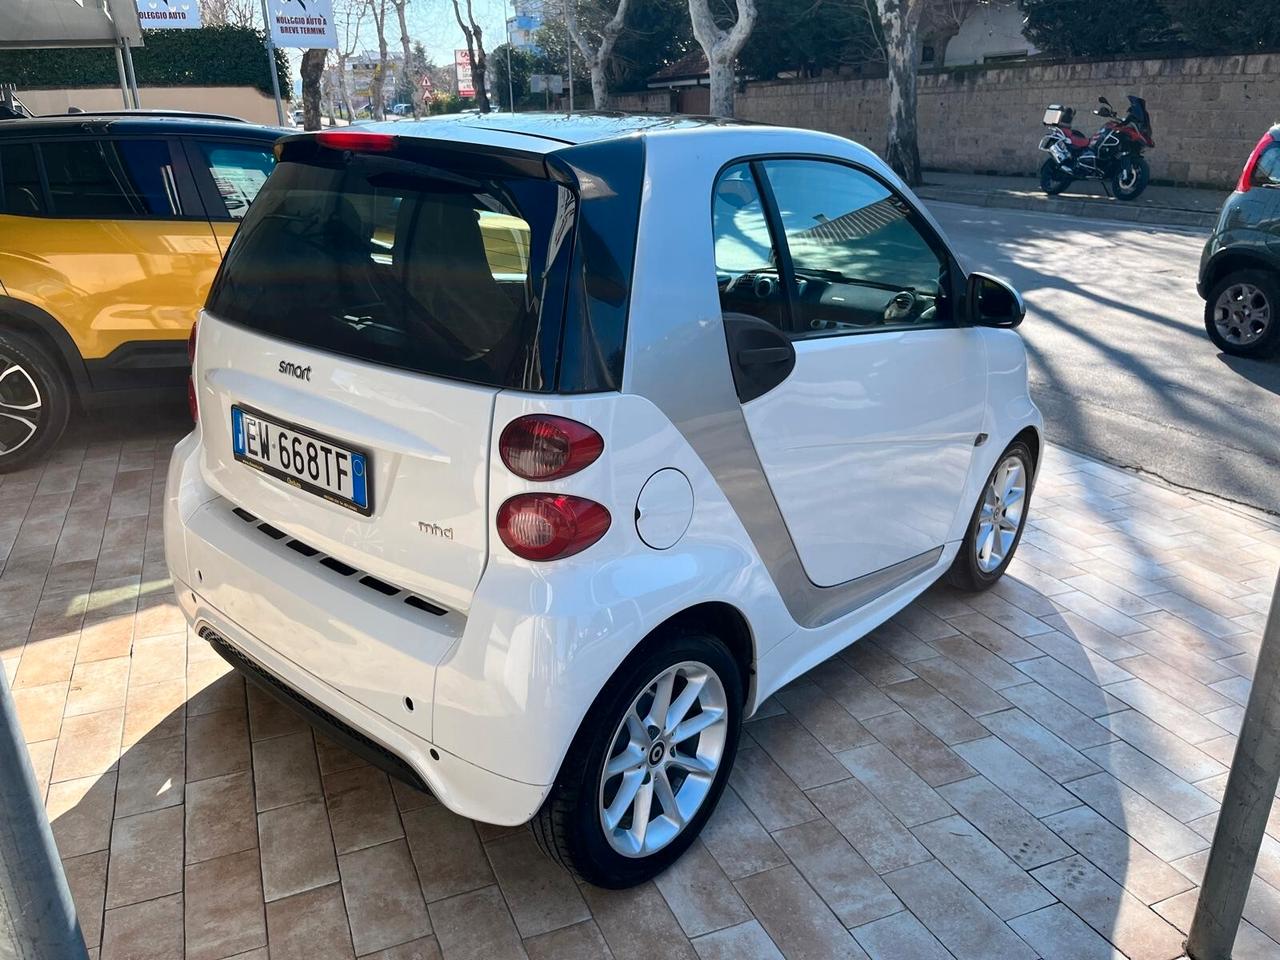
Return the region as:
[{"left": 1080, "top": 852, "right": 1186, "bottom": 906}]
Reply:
[
  {"left": 3, "top": 136, "right": 221, "bottom": 386},
  {"left": 713, "top": 158, "right": 988, "bottom": 588},
  {"left": 182, "top": 138, "right": 277, "bottom": 253}
]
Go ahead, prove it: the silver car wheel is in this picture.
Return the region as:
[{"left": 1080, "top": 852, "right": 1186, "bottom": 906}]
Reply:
[
  {"left": 598, "top": 660, "right": 729, "bottom": 858},
  {"left": 0, "top": 360, "right": 43, "bottom": 457},
  {"left": 1213, "top": 283, "right": 1271, "bottom": 346},
  {"left": 976, "top": 454, "right": 1027, "bottom": 573}
]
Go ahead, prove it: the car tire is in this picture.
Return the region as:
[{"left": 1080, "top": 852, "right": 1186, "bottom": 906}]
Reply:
[
  {"left": 1204, "top": 269, "right": 1280, "bottom": 359},
  {"left": 946, "top": 440, "right": 1035, "bottom": 592},
  {"left": 0, "top": 329, "right": 72, "bottom": 474},
  {"left": 1039, "top": 158, "right": 1072, "bottom": 195},
  {"left": 531, "top": 627, "right": 743, "bottom": 888}
]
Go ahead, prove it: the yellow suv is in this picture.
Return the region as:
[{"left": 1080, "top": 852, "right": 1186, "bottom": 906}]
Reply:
[{"left": 0, "top": 113, "right": 280, "bottom": 470}]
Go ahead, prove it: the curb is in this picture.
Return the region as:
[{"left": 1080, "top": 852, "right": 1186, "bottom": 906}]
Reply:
[{"left": 914, "top": 186, "right": 1217, "bottom": 230}]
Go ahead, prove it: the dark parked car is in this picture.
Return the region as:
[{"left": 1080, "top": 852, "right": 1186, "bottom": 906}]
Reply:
[{"left": 1198, "top": 124, "right": 1280, "bottom": 359}]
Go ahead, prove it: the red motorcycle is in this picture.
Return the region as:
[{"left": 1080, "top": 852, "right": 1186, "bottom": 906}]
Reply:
[{"left": 1038, "top": 95, "right": 1155, "bottom": 200}]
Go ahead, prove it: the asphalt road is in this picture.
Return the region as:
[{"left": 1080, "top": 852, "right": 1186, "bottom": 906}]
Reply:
[{"left": 930, "top": 202, "right": 1280, "bottom": 516}]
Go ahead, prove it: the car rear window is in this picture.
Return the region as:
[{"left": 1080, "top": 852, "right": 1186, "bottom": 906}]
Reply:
[{"left": 206, "top": 154, "right": 576, "bottom": 390}]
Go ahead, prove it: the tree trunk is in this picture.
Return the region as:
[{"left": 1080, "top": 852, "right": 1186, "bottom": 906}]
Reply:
[
  {"left": 392, "top": 1, "right": 419, "bottom": 118},
  {"left": 589, "top": 57, "right": 609, "bottom": 110},
  {"left": 301, "top": 49, "right": 327, "bottom": 131},
  {"left": 687, "top": 0, "right": 756, "bottom": 118},
  {"left": 878, "top": 0, "right": 923, "bottom": 186},
  {"left": 337, "top": 57, "right": 353, "bottom": 120},
  {"left": 472, "top": 24, "right": 490, "bottom": 113},
  {"left": 706, "top": 54, "right": 735, "bottom": 118},
  {"left": 370, "top": 0, "right": 388, "bottom": 120}
]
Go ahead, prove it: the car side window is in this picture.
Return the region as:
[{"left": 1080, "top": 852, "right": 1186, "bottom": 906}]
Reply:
[
  {"left": 712, "top": 162, "right": 786, "bottom": 330},
  {"left": 760, "top": 159, "right": 951, "bottom": 337},
  {"left": 40, "top": 139, "right": 183, "bottom": 217},
  {"left": 0, "top": 142, "right": 46, "bottom": 216},
  {"left": 193, "top": 141, "right": 275, "bottom": 219}
]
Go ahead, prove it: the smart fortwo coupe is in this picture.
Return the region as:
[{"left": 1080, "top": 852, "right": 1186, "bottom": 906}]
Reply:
[{"left": 165, "top": 114, "right": 1042, "bottom": 887}]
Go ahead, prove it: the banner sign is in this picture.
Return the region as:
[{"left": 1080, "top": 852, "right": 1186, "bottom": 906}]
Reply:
[
  {"left": 135, "top": 0, "right": 202, "bottom": 29},
  {"left": 455, "top": 49, "right": 474, "bottom": 98},
  {"left": 267, "top": 0, "right": 338, "bottom": 49}
]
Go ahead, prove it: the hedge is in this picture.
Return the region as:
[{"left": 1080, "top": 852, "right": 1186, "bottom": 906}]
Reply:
[{"left": 0, "top": 26, "right": 290, "bottom": 98}]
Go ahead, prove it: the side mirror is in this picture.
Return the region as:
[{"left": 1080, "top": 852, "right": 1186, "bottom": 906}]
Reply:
[{"left": 967, "top": 272, "right": 1025, "bottom": 328}]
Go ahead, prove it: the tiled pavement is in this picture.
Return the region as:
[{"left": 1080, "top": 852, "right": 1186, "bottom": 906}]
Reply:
[{"left": 3, "top": 403, "right": 1279, "bottom": 960}]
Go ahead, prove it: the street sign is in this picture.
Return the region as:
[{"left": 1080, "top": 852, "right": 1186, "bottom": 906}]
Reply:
[
  {"left": 266, "top": 0, "right": 337, "bottom": 49},
  {"left": 530, "top": 74, "right": 563, "bottom": 94},
  {"left": 455, "top": 49, "right": 474, "bottom": 98},
  {"left": 135, "top": 0, "right": 201, "bottom": 29}
]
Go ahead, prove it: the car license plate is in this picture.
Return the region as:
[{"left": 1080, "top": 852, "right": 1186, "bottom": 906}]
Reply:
[{"left": 231, "top": 405, "right": 371, "bottom": 515}]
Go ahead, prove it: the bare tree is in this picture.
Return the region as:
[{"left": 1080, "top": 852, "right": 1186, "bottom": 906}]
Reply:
[
  {"left": 874, "top": 0, "right": 926, "bottom": 185},
  {"left": 300, "top": 49, "right": 328, "bottom": 130},
  {"left": 687, "top": 0, "right": 756, "bottom": 118},
  {"left": 390, "top": 0, "right": 422, "bottom": 117},
  {"left": 333, "top": 0, "right": 366, "bottom": 121},
  {"left": 450, "top": 0, "right": 490, "bottom": 113},
  {"left": 564, "top": 0, "right": 634, "bottom": 110},
  {"left": 366, "top": 0, "right": 391, "bottom": 120},
  {"left": 199, "top": 0, "right": 258, "bottom": 27}
]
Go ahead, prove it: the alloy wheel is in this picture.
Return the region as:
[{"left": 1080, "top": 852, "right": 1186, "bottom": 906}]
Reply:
[
  {"left": 976, "top": 454, "right": 1027, "bottom": 573},
  {"left": 0, "top": 358, "right": 43, "bottom": 458},
  {"left": 1213, "top": 283, "right": 1271, "bottom": 346},
  {"left": 597, "top": 660, "right": 729, "bottom": 858}
]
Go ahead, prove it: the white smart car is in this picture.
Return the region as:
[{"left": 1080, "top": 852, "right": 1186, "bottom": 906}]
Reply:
[{"left": 165, "top": 114, "right": 1041, "bottom": 887}]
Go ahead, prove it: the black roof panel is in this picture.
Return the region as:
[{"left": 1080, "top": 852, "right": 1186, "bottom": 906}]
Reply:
[
  {"left": 0, "top": 114, "right": 286, "bottom": 140},
  {"left": 373, "top": 111, "right": 759, "bottom": 147}
]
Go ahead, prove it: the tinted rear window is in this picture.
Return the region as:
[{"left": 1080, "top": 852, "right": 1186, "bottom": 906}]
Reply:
[{"left": 207, "top": 155, "right": 575, "bottom": 390}]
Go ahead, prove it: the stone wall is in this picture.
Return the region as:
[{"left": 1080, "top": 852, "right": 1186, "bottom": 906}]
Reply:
[
  {"left": 617, "top": 54, "right": 1280, "bottom": 187},
  {"left": 20, "top": 85, "right": 282, "bottom": 127}
]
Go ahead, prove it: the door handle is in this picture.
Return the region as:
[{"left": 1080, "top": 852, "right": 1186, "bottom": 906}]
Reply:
[{"left": 737, "top": 346, "right": 793, "bottom": 366}]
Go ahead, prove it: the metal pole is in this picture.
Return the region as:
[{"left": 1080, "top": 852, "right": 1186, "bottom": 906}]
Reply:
[
  {"left": 121, "top": 40, "right": 141, "bottom": 108},
  {"left": 1186, "top": 571, "right": 1280, "bottom": 960},
  {"left": 0, "top": 664, "right": 90, "bottom": 959},
  {"left": 113, "top": 44, "right": 130, "bottom": 108},
  {"left": 260, "top": 0, "right": 287, "bottom": 125}
]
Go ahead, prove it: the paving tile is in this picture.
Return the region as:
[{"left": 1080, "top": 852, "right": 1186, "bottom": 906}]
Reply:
[
  {"left": 186, "top": 706, "right": 251, "bottom": 782},
  {"left": 936, "top": 774, "right": 1072, "bottom": 869},
  {"left": 1066, "top": 772, "right": 1208, "bottom": 862},
  {"left": 882, "top": 859, "right": 1034, "bottom": 960},
  {"left": 247, "top": 683, "right": 309, "bottom": 741},
  {"left": 861, "top": 709, "right": 974, "bottom": 787},
  {"left": 14, "top": 633, "right": 80, "bottom": 689},
  {"left": 185, "top": 769, "right": 256, "bottom": 864},
  {"left": 1032, "top": 855, "right": 1186, "bottom": 960},
  {"left": 581, "top": 881, "right": 696, "bottom": 960},
  {"left": 252, "top": 729, "right": 321, "bottom": 811},
  {"left": 315, "top": 734, "right": 370, "bottom": 776},
  {"left": 952, "top": 736, "right": 1077, "bottom": 817},
  {"left": 698, "top": 786, "right": 788, "bottom": 880},
  {"left": 771, "top": 819, "right": 900, "bottom": 928},
  {"left": 841, "top": 639, "right": 916, "bottom": 685},
  {"left": 50, "top": 708, "right": 123, "bottom": 783},
  {"left": 836, "top": 742, "right": 952, "bottom": 826},
  {"left": 910, "top": 657, "right": 1010, "bottom": 717},
  {"left": 113, "top": 734, "right": 184, "bottom": 817},
  {"left": 734, "top": 865, "right": 869, "bottom": 960},
  {"left": 646, "top": 839, "right": 749, "bottom": 938},
  {"left": 1112, "top": 653, "right": 1235, "bottom": 714},
  {"left": 402, "top": 804, "right": 494, "bottom": 904},
  {"left": 184, "top": 848, "right": 267, "bottom": 960},
  {"left": 807, "top": 777, "right": 931, "bottom": 874},
  {"left": 1082, "top": 740, "right": 1219, "bottom": 822},
  {"left": 258, "top": 798, "right": 339, "bottom": 901},
  {"left": 339, "top": 839, "right": 433, "bottom": 956},
  {"left": 1151, "top": 889, "right": 1280, "bottom": 960},
  {"left": 979, "top": 708, "right": 1100, "bottom": 782},
  {"left": 266, "top": 883, "right": 356, "bottom": 960},
  {"left": 1008, "top": 903, "right": 1127, "bottom": 960},
  {"left": 121, "top": 676, "right": 186, "bottom": 747},
  {"left": 806, "top": 658, "right": 897, "bottom": 720},
  {"left": 1023, "top": 629, "right": 1135, "bottom": 685},
  {"left": 881, "top": 677, "right": 988, "bottom": 744},
  {"left": 187, "top": 658, "right": 245, "bottom": 717},
  {"left": 1043, "top": 805, "right": 1194, "bottom": 905},
  {"left": 747, "top": 713, "right": 849, "bottom": 789},
  {"left": 101, "top": 892, "right": 184, "bottom": 960},
  {"left": 484, "top": 829, "right": 589, "bottom": 939},
  {"left": 25, "top": 737, "right": 57, "bottom": 801},
  {"left": 1000, "top": 680, "right": 1114, "bottom": 749},
  {"left": 865, "top": 619, "right": 941, "bottom": 660},
  {"left": 912, "top": 814, "right": 1055, "bottom": 919},
  {"left": 851, "top": 911, "right": 955, "bottom": 960},
  {"left": 323, "top": 764, "right": 404, "bottom": 854},
  {"left": 1147, "top": 589, "right": 1252, "bottom": 639},
  {"left": 13, "top": 680, "right": 68, "bottom": 742},
  {"left": 1103, "top": 678, "right": 1231, "bottom": 744},
  {"left": 126, "top": 634, "right": 185, "bottom": 687},
  {"left": 524, "top": 920, "right": 612, "bottom": 960},
  {"left": 359, "top": 936, "right": 443, "bottom": 960},
  {"left": 1016, "top": 656, "right": 1127, "bottom": 718},
  {"left": 946, "top": 611, "right": 1042, "bottom": 661},
  {"left": 892, "top": 605, "right": 959, "bottom": 642},
  {"left": 105, "top": 804, "right": 184, "bottom": 908},
  {"left": 64, "top": 849, "right": 109, "bottom": 951},
  {"left": 428, "top": 885, "right": 528, "bottom": 960},
  {"left": 46, "top": 772, "right": 116, "bottom": 859},
  {"left": 1096, "top": 709, "right": 1227, "bottom": 783},
  {"left": 690, "top": 920, "right": 783, "bottom": 960},
  {"left": 772, "top": 683, "right": 874, "bottom": 753},
  {"left": 931, "top": 633, "right": 1029, "bottom": 689},
  {"left": 727, "top": 746, "right": 820, "bottom": 832}
]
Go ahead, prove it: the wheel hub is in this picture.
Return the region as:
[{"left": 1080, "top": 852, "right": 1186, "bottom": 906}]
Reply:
[
  {"left": 1214, "top": 283, "right": 1270, "bottom": 345},
  {"left": 975, "top": 455, "right": 1027, "bottom": 574},
  {"left": 0, "top": 358, "right": 44, "bottom": 457}
]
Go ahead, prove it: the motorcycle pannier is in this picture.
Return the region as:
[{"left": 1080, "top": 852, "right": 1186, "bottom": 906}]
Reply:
[{"left": 1042, "top": 104, "right": 1072, "bottom": 125}]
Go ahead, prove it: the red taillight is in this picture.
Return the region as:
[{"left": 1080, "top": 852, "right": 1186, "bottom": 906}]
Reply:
[
  {"left": 1238, "top": 133, "right": 1276, "bottom": 193},
  {"left": 499, "top": 415, "right": 604, "bottom": 481},
  {"left": 496, "top": 494, "right": 611, "bottom": 561},
  {"left": 187, "top": 319, "right": 198, "bottom": 363},
  {"left": 316, "top": 130, "right": 398, "bottom": 153}
]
